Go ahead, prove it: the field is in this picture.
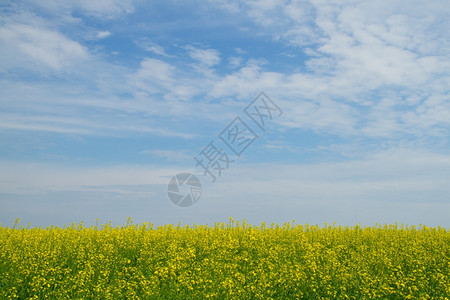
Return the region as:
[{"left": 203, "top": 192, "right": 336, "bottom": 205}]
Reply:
[{"left": 1, "top": 218, "right": 449, "bottom": 299}]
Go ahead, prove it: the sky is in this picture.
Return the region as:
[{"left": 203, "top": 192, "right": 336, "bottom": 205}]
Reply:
[{"left": 0, "top": 0, "right": 449, "bottom": 228}]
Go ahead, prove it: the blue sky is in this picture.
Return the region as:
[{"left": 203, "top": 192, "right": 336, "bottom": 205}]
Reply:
[{"left": 1, "top": 0, "right": 449, "bottom": 228}]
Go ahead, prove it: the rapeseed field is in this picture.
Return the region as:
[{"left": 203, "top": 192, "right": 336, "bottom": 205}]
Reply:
[{"left": 1, "top": 218, "right": 449, "bottom": 299}]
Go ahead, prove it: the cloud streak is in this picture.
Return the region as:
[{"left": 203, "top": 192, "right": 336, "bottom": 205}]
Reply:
[{"left": 0, "top": 24, "right": 88, "bottom": 72}]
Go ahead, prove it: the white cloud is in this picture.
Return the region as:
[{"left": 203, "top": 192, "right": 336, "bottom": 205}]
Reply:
[
  {"left": 135, "top": 39, "right": 172, "bottom": 57},
  {"left": 129, "top": 55, "right": 223, "bottom": 105},
  {"left": 196, "top": 0, "right": 450, "bottom": 140},
  {"left": 3, "top": 0, "right": 448, "bottom": 143},
  {"left": 140, "top": 150, "right": 192, "bottom": 162},
  {"left": 217, "top": 0, "right": 449, "bottom": 89},
  {"left": 130, "top": 57, "right": 209, "bottom": 102},
  {"left": 0, "top": 23, "right": 88, "bottom": 72},
  {"left": 228, "top": 56, "right": 242, "bottom": 68},
  {"left": 18, "top": 0, "right": 135, "bottom": 20},
  {"left": 310, "top": 5, "right": 449, "bottom": 90},
  {"left": 145, "top": 44, "right": 169, "bottom": 56},
  {"left": 0, "top": 110, "right": 197, "bottom": 138},
  {"left": 0, "top": 161, "right": 177, "bottom": 195},
  {"left": 96, "top": 31, "right": 111, "bottom": 39},
  {"left": 73, "top": 0, "right": 135, "bottom": 19},
  {"left": 187, "top": 46, "right": 221, "bottom": 67},
  {"left": 131, "top": 58, "right": 176, "bottom": 95},
  {"left": 209, "top": 59, "right": 280, "bottom": 99}
]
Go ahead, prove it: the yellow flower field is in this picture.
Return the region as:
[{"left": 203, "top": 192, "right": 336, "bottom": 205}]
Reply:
[{"left": 1, "top": 218, "right": 449, "bottom": 299}]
